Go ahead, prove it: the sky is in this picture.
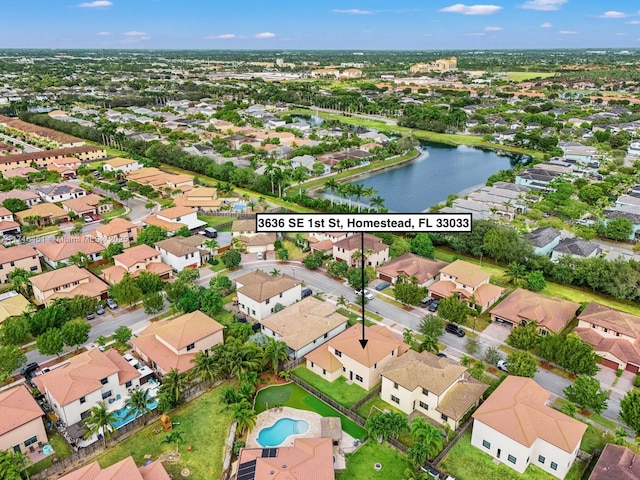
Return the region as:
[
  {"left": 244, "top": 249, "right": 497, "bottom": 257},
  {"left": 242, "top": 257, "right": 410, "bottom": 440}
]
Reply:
[{"left": 2, "top": 0, "right": 640, "bottom": 50}]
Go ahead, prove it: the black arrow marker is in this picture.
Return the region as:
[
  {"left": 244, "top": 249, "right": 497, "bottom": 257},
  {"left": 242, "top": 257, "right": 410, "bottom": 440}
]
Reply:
[{"left": 359, "top": 231, "right": 368, "bottom": 349}]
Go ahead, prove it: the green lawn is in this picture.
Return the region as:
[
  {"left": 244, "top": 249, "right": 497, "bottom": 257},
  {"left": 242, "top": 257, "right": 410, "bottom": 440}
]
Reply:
[
  {"left": 355, "top": 395, "right": 403, "bottom": 419},
  {"left": 102, "top": 205, "right": 126, "bottom": 219},
  {"left": 336, "top": 440, "right": 410, "bottom": 480},
  {"left": 27, "top": 433, "right": 73, "bottom": 476},
  {"left": 95, "top": 382, "right": 234, "bottom": 480},
  {"left": 292, "top": 366, "right": 369, "bottom": 408},
  {"left": 440, "top": 432, "right": 586, "bottom": 480},
  {"left": 200, "top": 215, "right": 238, "bottom": 227},
  {"left": 254, "top": 383, "right": 367, "bottom": 439},
  {"left": 508, "top": 72, "right": 557, "bottom": 82}
]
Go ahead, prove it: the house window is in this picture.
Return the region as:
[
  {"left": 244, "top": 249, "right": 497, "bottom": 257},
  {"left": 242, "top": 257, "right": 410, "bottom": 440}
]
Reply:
[
  {"left": 335, "top": 349, "right": 342, "bottom": 357},
  {"left": 322, "top": 369, "right": 326, "bottom": 375},
  {"left": 24, "top": 436, "right": 38, "bottom": 447},
  {"left": 374, "top": 363, "right": 377, "bottom": 369},
  {"left": 591, "top": 324, "right": 596, "bottom": 328},
  {"left": 422, "top": 388, "right": 429, "bottom": 396},
  {"left": 125, "top": 381, "right": 132, "bottom": 388},
  {"left": 265, "top": 298, "right": 270, "bottom": 304},
  {"left": 507, "top": 455, "right": 517, "bottom": 464},
  {"left": 10, "top": 261, "right": 14, "bottom": 267},
  {"left": 310, "top": 362, "right": 314, "bottom": 368},
  {"left": 482, "top": 440, "right": 490, "bottom": 449},
  {"left": 30, "top": 265, "right": 38, "bottom": 271},
  {"left": 391, "top": 395, "right": 400, "bottom": 404},
  {"left": 342, "top": 366, "right": 346, "bottom": 372},
  {"left": 279, "top": 293, "right": 283, "bottom": 298},
  {"left": 355, "top": 374, "right": 363, "bottom": 382},
  {"left": 441, "top": 414, "right": 448, "bottom": 422},
  {"left": 100, "top": 377, "right": 108, "bottom": 385},
  {"left": 616, "top": 332, "right": 620, "bottom": 337},
  {"left": 79, "top": 396, "right": 86, "bottom": 404},
  {"left": 551, "top": 462, "right": 558, "bottom": 471},
  {"left": 538, "top": 455, "right": 545, "bottom": 464},
  {"left": 393, "top": 382, "right": 398, "bottom": 389},
  {"left": 102, "top": 390, "right": 112, "bottom": 399},
  {"left": 391, "top": 350, "right": 395, "bottom": 356},
  {"left": 419, "top": 401, "right": 429, "bottom": 410},
  {"left": 324, "top": 333, "right": 328, "bottom": 339},
  {"left": 604, "top": 328, "right": 608, "bottom": 333}
]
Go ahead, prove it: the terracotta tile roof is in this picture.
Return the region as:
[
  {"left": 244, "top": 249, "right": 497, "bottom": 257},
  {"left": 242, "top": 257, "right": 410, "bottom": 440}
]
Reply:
[
  {"left": 232, "top": 218, "right": 256, "bottom": 233},
  {"left": 490, "top": 288, "right": 579, "bottom": 332},
  {"left": 16, "top": 203, "right": 67, "bottom": 221},
  {"left": 436, "top": 378, "right": 488, "bottom": 422},
  {"left": 48, "top": 273, "right": 108, "bottom": 302},
  {"left": 439, "top": 260, "right": 490, "bottom": 288},
  {"left": 304, "top": 346, "right": 343, "bottom": 373},
  {"left": 306, "top": 325, "right": 409, "bottom": 369},
  {"left": 0, "top": 244, "right": 38, "bottom": 265},
  {"left": 33, "top": 349, "right": 139, "bottom": 406},
  {"left": 0, "top": 220, "right": 20, "bottom": 232},
  {"left": 588, "top": 444, "right": 640, "bottom": 480},
  {"left": 104, "top": 157, "right": 137, "bottom": 168},
  {"left": 238, "top": 437, "right": 335, "bottom": 480},
  {"left": 0, "top": 207, "right": 12, "bottom": 217},
  {"left": 131, "top": 334, "right": 196, "bottom": 374},
  {"left": 29, "top": 265, "right": 90, "bottom": 292},
  {"left": 260, "top": 297, "right": 348, "bottom": 351},
  {"left": 472, "top": 376, "right": 587, "bottom": 453},
  {"left": 0, "top": 146, "right": 104, "bottom": 165},
  {"left": 237, "top": 233, "right": 277, "bottom": 247},
  {"left": 578, "top": 302, "right": 640, "bottom": 339},
  {"left": 0, "top": 291, "right": 31, "bottom": 323},
  {"left": 156, "top": 206, "right": 196, "bottom": 219},
  {"left": 332, "top": 233, "right": 388, "bottom": 254},
  {"left": 0, "top": 385, "right": 43, "bottom": 436},
  {"left": 113, "top": 244, "right": 161, "bottom": 268},
  {"left": 236, "top": 270, "right": 301, "bottom": 302},
  {"left": 62, "top": 194, "right": 107, "bottom": 214},
  {"left": 376, "top": 253, "right": 447, "bottom": 285},
  {"left": 0, "top": 189, "right": 39, "bottom": 202},
  {"left": 141, "top": 214, "right": 184, "bottom": 232},
  {"left": 58, "top": 457, "right": 170, "bottom": 480},
  {"left": 575, "top": 327, "right": 640, "bottom": 366},
  {"left": 136, "top": 310, "right": 223, "bottom": 350},
  {"left": 155, "top": 235, "right": 206, "bottom": 257},
  {"left": 93, "top": 218, "right": 137, "bottom": 237},
  {"left": 35, "top": 236, "right": 104, "bottom": 262}
]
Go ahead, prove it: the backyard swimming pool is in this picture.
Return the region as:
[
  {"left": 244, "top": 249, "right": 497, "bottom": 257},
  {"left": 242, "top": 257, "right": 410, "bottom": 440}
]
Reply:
[
  {"left": 232, "top": 203, "right": 246, "bottom": 211},
  {"left": 257, "top": 417, "right": 309, "bottom": 447},
  {"left": 112, "top": 399, "right": 158, "bottom": 429}
]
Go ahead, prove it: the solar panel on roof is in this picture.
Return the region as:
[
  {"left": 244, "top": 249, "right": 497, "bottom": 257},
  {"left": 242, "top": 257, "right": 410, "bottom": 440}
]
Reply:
[{"left": 237, "top": 459, "right": 257, "bottom": 480}]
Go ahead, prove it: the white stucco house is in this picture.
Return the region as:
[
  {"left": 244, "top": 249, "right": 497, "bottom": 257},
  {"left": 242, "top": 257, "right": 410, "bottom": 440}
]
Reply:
[
  {"left": 235, "top": 270, "right": 301, "bottom": 321},
  {"left": 154, "top": 235, "right": 209, "bottom": 272}
]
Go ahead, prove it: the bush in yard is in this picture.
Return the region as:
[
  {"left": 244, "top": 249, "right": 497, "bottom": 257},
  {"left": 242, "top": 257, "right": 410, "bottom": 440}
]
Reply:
[
  {"left": 302, "top": 251, "right": 324, "bottom": 270},
  {"left": 634, "top": 374, "right": 640, "bottom": 388},
  {"left": 465, "top": 337, "right": 480, "bottom": 355},
  {"left": 563, "top": 375, "right": 609, "bottom": 414},
  {"left": 506, "top": 322, "right": 540, "bottom": 351},
  {"left": 506, "top": 350, "right": 538, "bottom": 378},
  {"left": 619, "top": 390, "right": 640, "bottom": 437},
  {"left": 483, "top": 347, "right": 501, "bottom": 366}
]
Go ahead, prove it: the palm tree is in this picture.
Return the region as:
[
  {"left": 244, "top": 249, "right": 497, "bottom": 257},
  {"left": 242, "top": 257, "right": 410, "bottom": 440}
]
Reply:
[
  {"left": 8, "top": 268, "right": 33, "bottom": 297},
  {"left": 204, "top": 239, "right": 219, "bottom": 254},
  {"left": 160, "top": 369, "right": 189, "bottom": 406},
  {"left": 370, "top": 196, "right": 386, "bottom": 212},
  {"left": 190, "top": 350, "right": 219, "bottom": 386},
  {"left": 231, "top": 399, "right": 257, "bottom": 435},
  {"left": 351, "top": 183, "right": 365, "bottom": 212},
  {"left": 407, "top": 441, "right": 431, "bottom": 469},
  {"left": 269, "top": 268, "right": 281, "bottom": 277},
  {"left": 365, "top": 412, "right": 393, "bottom": 443},
  {"left": 469, "top": 360, "right": 487, "bottom": 380},
  {"left": 123, "top": 389, "right": 154, "bottom": 425},
  {"left": 337, "top": 295, "right": 347, "bottom": 307},
  {"left": 505, "top": 262, "right": 527, "bottom": 287},
  {"left": 262, "top": 339, "right": 289, "bottom": 374},
  {"left": 69, "top": 252, "right": 90, "bottom": 268},
  {"left": 161, "top": 430, "right": 184, "bottom": 453},
  {"left": 324, "top": 178, "right": 338, "bottom": 206},
  {"left": 83, "top": 401, "right": 118, "bottom": 449},
  {"left": 410, "top": 418, "right": 444, "bottom": 461},
  {"left": 0, "top": 450, "right": 30, "bottom": 480}
]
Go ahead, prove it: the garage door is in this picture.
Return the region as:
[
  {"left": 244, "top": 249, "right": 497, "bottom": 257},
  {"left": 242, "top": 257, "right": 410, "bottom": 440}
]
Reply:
[
  {"left": 601, "top": 358, "right": 619, "bottom": 370},
  {"left": 626, "top": 363, "right": 640, "bottom": 374},
  {"left": 379, "top": 274, "right": 393, "bottom": 283}
]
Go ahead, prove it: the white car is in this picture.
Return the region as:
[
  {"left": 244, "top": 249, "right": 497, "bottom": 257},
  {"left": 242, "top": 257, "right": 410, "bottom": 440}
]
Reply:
[
  {"left": 497, "top": 360, "right": 509, "bottom": 373},
  {"left": 355, "top": 288, "right": 374, "bottom": 300},
  {"left": 84, "top": 215, "right": 93, "bottom": 223}
]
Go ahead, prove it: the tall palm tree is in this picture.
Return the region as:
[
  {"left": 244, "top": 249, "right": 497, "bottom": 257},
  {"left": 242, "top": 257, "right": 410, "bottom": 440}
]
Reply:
[
  {"left": 351, "top": 183, "right": 365, "bottom": 212},
  {"left": 262, "top": 339, "right": 289, "bottom": 374},
  {"left": 204, "top": 239, "right": 219, "bottom": 254},
  {"left": 190, "top": 350, "right": 219, "bottom": 386},
  {"left": 160, "top": 369, "right": 190, "bottom": 406},
  {"left": 0, "top": 450, "right": 29, "bottom": 480},
  {"left": 83, "top": 401, "right": 118, "bottom": 449},
  {"left": 123, "top": 389, "right": 154, "bottom": 425},
  {"left": 231, "top": 399, "right": 257, "bottom": 435},
  {"left": 269, "top": 268, "right": 281, "bottom": 277},
  {"left": 324, "top": 178, "right": 338, "bottom": 206},
  {"left": 370, "top": 196, "right": 386, "bottom": 212},
  {"left": 505, "top": 262, "right": 527, "bottom": 287}
]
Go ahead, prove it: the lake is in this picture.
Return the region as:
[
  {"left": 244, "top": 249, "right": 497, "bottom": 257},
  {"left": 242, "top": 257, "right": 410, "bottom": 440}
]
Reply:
[{"left": 347, "top": 141, "right": 527, "bottom": 212}]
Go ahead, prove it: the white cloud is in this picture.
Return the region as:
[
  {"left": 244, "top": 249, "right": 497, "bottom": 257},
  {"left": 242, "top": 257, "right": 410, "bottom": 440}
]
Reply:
[
  {"left": 598, "top": 11, "right": 627, "bottom": 19},
  {"left": 206, "top": 33, "right": 236, "bottom": 39},
  {"left": 627, "top": 20, "right": 640, "bottom": 24},
  {"left": 439, "top": 4, "right": 502, "bottom": 15},
  {"left": 97, "top": 31, "right": 111, "bottom": 36},
  {"left": 521, "top": 0, "right": 567, "bottom": 11},
  {"left": 559, "top": 30, "right": 578, "bottom": 34},
  {"left": 124, "top": 31, "right": 147, "bottom": 36},
  {"left": 484, "top": 26, "right": 502, "bottom": 31},
  {"left": 78, "top": 0, "right": 112, "bottom": 7},
  {"left": 332, "top": 9, "right": 373, "bottom": 15},
  {"left": 255, "top": 32, "right": 276, "bottom": 38},
  {"left": 540, "top": 22, "right": 552, "bottom": 28}
]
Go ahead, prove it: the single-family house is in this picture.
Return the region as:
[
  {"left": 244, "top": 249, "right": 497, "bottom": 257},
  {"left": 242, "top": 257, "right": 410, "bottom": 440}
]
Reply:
[
  {"left": 260, "top": 297, "right": 349, "bottom": 359},
  {"left": 0, "top": 290, "right": 31, "bottom": 325},
  {"left": 0, "top": 244, "right": 40, "bottom": 282},
  {"left": 305, "top": 324, "right": 410, "bottom": 391},
  {"left": 236, "top": 438, "right": 335, "bottom": 480},
  {"left": 523, "top": 227, "right": 562, "bottom": 256},
  {"left": 47, "top": 157, "right": 80, "bottom": 178},
  {"left": 231, "top": 218, "right": 277, "bottom": 254},
  {"left": 306, "top": 232, "right": 355, "bottom": 254},
  {"left": 332, "top": 233, "right": 389, "bottom": 267},
  {"left": 16, "top": 203, "right": 68, "bottom": 227},
  {"left": 428, "top": 260, "right": 505, "bottom": 313},
  {"left": 32, "top": 348, "right": 143, "bottom": 428},
  {"left": 35, "top": 183, "right": 86, "bottom": 203},
  {"left": 173, "top": 187, "right": 222, "bottom": 211},
  {"left": 235, "top": 270, "right": 302, "bottom": 322},
  {"left": 102, "top": 157, "right": 142, "bottom": 173},
  {"left": 58, "top": 457, "right": 170, "bottom": 480},
  {"left": 575, "top": 302, "right": 640, "bottom": 373},
  {"left": 471, "top": 376, "right": 587, "bottom": 479},
  {"left": 376, "top": 253, "right": 447, "bottom": 287},
  {"left": 380, "top": 350, "right": 487, "bottom": 430},
  {"left": 62, "top": 194, "right": 112, "bottom": 217},
  {"left": 35, "top": 236, "right": 105, "bottom": 268},
  {"left": 89, "top": 218, "right": 138, "bottom": 248},
  {"left": 102, "top": 244, "right": 173, "bottom": 284},
  {"left": 551, "top": 237, "right": 602, "bottom": 262},
  {"left": 489, "top": 289, "right": 580, "bottom": 334},
  {"left": 142, "top": 206, "right": 206, "bottom": 233},
  {"left": 154, "top": 236, "right": 209, "bottom": 272},
  {"left": 0, "top": 385, "right": 47, "bottom": 456},
  {"left": 588, "top": 444, "right": 640, "bottom": 480},
  {"left": 0, "top": 189, "right": 40, "bottom": 207},
  {"left": 132, "top": 310, "right": 224, "bottom": 375},
  {"left": 604, "top": 208, "right": 640, "bottom": 241},
  {"left": 29, "top": 265, "right": 109, "bottom": 305}
]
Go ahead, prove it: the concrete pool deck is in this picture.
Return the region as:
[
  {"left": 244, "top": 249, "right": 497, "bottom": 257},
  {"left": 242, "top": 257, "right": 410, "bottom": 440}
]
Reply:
[{"left": 247, "top": 406, "right": 356, "bottom": 470}]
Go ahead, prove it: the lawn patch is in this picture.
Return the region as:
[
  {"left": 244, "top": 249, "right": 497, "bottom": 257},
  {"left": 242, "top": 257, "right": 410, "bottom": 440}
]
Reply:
[
  {"left": 292, "top": 366, "right": 369, "bottom": 408},
  {"left": 27, "top": 434, "right": 72, "bottom": 476},
  {"left": 336, "top": 440, "right": 410, "bottom": 480}
]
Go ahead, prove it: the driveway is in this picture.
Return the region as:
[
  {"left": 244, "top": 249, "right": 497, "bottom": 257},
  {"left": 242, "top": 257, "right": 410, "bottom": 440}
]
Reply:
[{"left": 482, "top": 321, "right": 511, "bottom": 344}]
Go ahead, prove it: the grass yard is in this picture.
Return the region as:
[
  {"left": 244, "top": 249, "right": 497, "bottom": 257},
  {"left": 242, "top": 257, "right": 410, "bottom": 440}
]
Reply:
[
  {"left": 336, "top": 440, "right": 410, "bottom": 480},
  {"left": 102, "top": 205, "right": 126, "bottom": 219},
  {"left": 440, "top": 432, "right": 586, "bottom": 480},
  {"left": 200, "top": 215, "right": 238, "bottom": 227},
  {"left": 280, "top": 240, "right": 308, "bottom": 261},
  {"left": 292, "top": 366, "right": 369, "bottom": 408},
  {"left": 254, "top": 383, "right": 367, "bottom": 440},
  {"left": 508, "top": 72, "right": 557, "bottom": 82},
  {"left": 27, "top": 433, "right": 73, "bottom": 476},
  {"left": 355, "top": 396, "right": 403, "bottom": 419},
  {"left": 337, "top": 307, "right": 375, "bottom": 327},
  {"left": 95, "top": 382, "right": 234, "bottom": 480}
]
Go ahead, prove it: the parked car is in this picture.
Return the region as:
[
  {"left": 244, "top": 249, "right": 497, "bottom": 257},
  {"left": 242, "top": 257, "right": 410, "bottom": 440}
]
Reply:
[
  {"left": 301, "top": 288, "right": 313, "bottom": 299},
  {"left": 84, "top": 215, "right": 93, "bottom": 223},
  {"left": 86, "top": 312, "right": 96, "bottom": 320},
  {"left": 375, "top": 281, "right": 391, "bottom": 291},
  {"left": 421, "top": 296, "right": 435, "bottom": 307},
  {"left": 355, "top": 288, "right": 374, "bottom": 300},
  {"left": 497, "top": 360, "right": 509, "bottom": 372},
  {"left": 436, "top": 352, "right": 447, "bottom": 358},
  {"left": 428, "top": 299, "right": 440, "bottom": 312},
  {"left": 256, "top": 251, "right": 264, "bottom": 260},
  {"left": 198, "top": 227, "right": 217, "bottom": 238},
  {"left": 106, "top": 298, "right": 118, "bottom": 309},
  {"left": 96, "top": 304, "right": 105, "bottom": 315},
  {"left": 20, "top": 362, "right": 39, "bottom": 376},
  {"left": 445, "top": 323, "right": 465, "bottom": 337}
]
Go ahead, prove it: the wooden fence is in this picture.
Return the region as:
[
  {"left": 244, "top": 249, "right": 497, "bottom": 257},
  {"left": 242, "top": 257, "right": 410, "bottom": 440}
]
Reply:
[{"left": 350, "top": 385, "right": 382, "bottom": 412}]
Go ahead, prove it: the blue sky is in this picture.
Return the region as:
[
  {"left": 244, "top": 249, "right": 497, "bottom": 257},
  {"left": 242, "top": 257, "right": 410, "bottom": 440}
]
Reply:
[{"left": 2, "top": 0, "right": 640, "bottom": 49}]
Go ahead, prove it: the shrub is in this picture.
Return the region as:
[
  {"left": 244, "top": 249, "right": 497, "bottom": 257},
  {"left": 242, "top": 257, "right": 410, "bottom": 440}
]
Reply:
[
  {"left": 616, "top": 368, "right": 624, "bottom": 378},
  {"left": 634, "top": 374, "right": 640, "bottom": 388}
]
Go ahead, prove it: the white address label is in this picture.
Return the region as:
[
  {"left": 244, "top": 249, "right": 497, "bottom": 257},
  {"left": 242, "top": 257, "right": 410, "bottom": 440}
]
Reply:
[{"left": 255, "top": 213, "right": 472, "bottom": 233}]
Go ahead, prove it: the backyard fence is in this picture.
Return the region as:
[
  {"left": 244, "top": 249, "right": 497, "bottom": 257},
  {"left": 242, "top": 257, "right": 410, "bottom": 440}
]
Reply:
[
  {"left": 282, "top": 357, "right": 306, "bottom": 371},
  {"left": 350, "top": 385, "right": 382, "bottom": 412},
  {"left": 433, "top": 417, "right": 473, "bottom": 466}
]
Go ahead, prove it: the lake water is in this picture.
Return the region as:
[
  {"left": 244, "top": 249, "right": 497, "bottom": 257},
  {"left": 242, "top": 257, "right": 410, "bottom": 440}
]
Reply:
[{"left": 348, "top": 141, "right": 526, "bottom": 212}]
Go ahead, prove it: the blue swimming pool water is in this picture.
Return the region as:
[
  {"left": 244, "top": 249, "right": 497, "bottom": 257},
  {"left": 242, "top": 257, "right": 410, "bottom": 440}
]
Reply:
[
  {"left": 112, "top": 399, "right": 158, "bottom": 429},
  {"left": 233, "top": 203, "right": 246, "bottom": 211},
  {"left": 257, "top": 418, "right": 309, "bottom": 447}
]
